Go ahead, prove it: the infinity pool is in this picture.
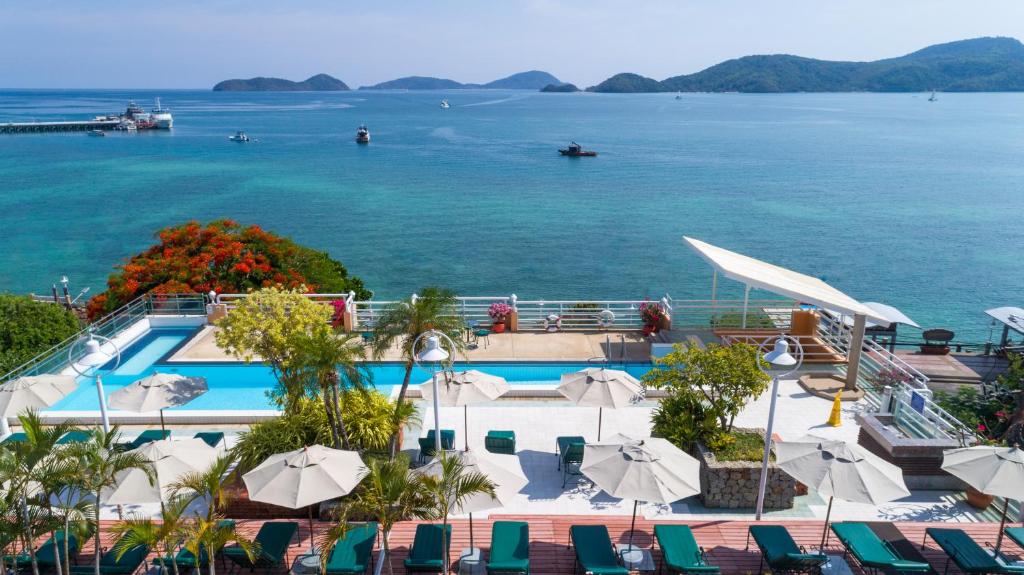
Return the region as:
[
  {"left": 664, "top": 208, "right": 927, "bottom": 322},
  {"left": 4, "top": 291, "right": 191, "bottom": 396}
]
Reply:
[{"left": 49, "top": 328, "right": 654, "bottom": 411}]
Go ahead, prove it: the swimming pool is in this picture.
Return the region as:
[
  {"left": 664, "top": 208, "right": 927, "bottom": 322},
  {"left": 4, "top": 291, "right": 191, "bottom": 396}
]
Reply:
[{"left": 49, "top": 327, "right": 655, "bottom": 411}]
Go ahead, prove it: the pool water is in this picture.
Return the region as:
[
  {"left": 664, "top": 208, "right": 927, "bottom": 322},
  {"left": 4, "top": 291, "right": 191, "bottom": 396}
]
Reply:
[{"left": 50, "top": 328, "right": 655, "bottom": 411}]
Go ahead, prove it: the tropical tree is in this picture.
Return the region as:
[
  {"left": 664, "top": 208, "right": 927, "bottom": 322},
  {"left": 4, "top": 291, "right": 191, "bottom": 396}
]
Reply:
[
  {"left": 369, "top": 287, "right": 466, "bottom": 456},
  {"left": 168, "top": 454, "right": 236, "bottom": 520},
  {"left": 0, "top": 294, "right": 81, "bottom": 376},
  {"left": 178, "top": 515, "right": 255, "bottom": 575},
  {"left": 0, "top": 494, "right": 24, "bottom": 575},
  {"left": 292, "top": 328, "right": 371, "bottom": 449},
  {"left": 340, "top": 457, "right": 435, "bottom": 575},
  {"left": 109, "top": 495, "right": 191, "bottom": 575},
  {"left": 419, "top": 452, "right": 495, "bottom": 574}
]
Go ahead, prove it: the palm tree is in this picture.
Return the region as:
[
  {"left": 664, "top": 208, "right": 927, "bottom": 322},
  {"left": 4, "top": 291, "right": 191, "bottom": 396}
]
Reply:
[
  {"left": 167, "top": 454, "right": 236, "bottom": 520},
  {"left": 294, "top": 329, "right": 371, "bottom": 449},
  {"left": 341, "top": 457, "right": 434, "bottom": 575},
  {"left": 69, "top": 426, "right": 153, "bottom": 575},
  {"left": 109, "top": 495, "right": 190, "bottom": 575},
  {"left": 369, "top": 287, "right": 466, "bottom": 456},
  {"left": 178, "top": 515, "right": 255, "bottom": 575},
  {"left": 419, "top": 452, "right": 495, "bottom": 574},
  {"left": 0, "top": 495, "right": 24, "bottom": 575}
]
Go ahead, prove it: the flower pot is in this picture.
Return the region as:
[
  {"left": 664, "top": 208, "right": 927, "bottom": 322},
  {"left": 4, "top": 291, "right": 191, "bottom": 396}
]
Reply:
[
  {"left": 965, "top": 486, "right": 994, "bottom": 510},
  {"left": 642, "top": 324, "right": 657, "bottom": 337},
  {"left": 492, "top": 321, "right": 506, "bottom": 333}
]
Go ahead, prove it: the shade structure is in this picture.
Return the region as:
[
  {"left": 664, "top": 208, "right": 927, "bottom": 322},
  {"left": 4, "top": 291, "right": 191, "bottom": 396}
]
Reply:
[
  {"left": 775, "top": 435, "right": 910, "bottom": 550},
  {"left": 243, "top": 445, "right": 368, "bottom": 550},
  {"left": 582, "top": 434, "right": 701, "bottom": 555},
  {"left": 108, "top": 373, "right": 208, "bottom": 431},
  {"left": 103, "top": 438, "right": 220, "bottom": 504},
  {"left": 558, "top": 368, "right": 643, "bottom": 440},
  {"left": 830, "top": 302, "right": 920, "bottom": 330},
  {"left": 942, "top": 446, "right": 1024, "bottom": 552},
  {"left": 420, "top": 370, "right": 509, "bottom": 451},
  {"left": 0, "top": 374, "right": 78, "bottom": 417},
  {"left": 412, "top": 450, "right": 527, "bottom": 548}
]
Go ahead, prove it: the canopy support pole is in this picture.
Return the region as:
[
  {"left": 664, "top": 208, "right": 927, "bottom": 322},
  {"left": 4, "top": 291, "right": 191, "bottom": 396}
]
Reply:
[
  {"left": 711, "top": 270, "right": 718, "bottom": 304},
  {"left": 845, "top": 314, "right": 867, "bottom": 391},
  {"left": 741, "top": 285, "right": 751, "bottom": 329}
]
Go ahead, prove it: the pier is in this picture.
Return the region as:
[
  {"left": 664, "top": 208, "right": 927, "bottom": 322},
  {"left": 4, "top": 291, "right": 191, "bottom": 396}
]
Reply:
[{"left": 0, "top": 119, "right": 120, "bottom": 134}]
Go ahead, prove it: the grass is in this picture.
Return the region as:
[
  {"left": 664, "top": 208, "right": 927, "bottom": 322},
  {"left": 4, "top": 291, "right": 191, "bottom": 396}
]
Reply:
[{"left": 711, "top": 430, "right": 768, "bottom": 462}]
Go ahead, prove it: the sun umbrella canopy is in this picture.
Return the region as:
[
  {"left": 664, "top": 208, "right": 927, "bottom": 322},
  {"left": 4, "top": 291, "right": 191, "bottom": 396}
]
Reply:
[
  {"left": 558, "top": 368, "right": 643, "bottom": 409},
  {"left": 109, "top": 373, "right": 208, "bottom": 412},
  {"left": 942, "top": 446, "right": 1024, "bottom": 501},
  {"left": 242, "top": 445, "right": 367, "bottom": 509},
  {"left": 582, "top": 434, "right": 700, "bottom": 504},
  {"left": 103, "top": 438, "right": 220, "bottom": 504},
  {"left": 413, "top": 450, "right": 527, "bottom": 514},
  {"left": 775, "top": 435, "right": 910, "bottom": 505},
  {"left": 419, "top": 370, "right": 510, "bottom": 406},
  {"left": 0, "top": 375, "right": 78, "bottom": 417}
]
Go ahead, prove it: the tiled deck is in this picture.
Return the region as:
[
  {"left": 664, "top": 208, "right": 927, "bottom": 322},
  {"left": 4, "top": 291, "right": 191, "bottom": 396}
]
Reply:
[{"left": 896, "top": 350, "right": 1008, "bottom": 387}]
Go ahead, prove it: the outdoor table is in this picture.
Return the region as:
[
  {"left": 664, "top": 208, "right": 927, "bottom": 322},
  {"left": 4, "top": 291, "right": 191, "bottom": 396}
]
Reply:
[
  {"left": 458, "top": 547, "right": 484, "bottom": 575},
  {"left": 289, "top": 553, "right": 321, "bottom": 575},
  {"left": 615, "top": 544, "right": 655, "bottom": 573}
]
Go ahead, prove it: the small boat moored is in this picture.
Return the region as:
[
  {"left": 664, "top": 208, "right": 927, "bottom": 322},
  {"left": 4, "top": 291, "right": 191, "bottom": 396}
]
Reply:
[
  {"left": 559, "top": 141, "right": 598, "bottom": 157},
  {"left": 229, "top": 131, "right": 251, "bottom": 142},
  {"left": 87, "top": 130, "right": 106, "bottom": 137},
  {"left": 440, "top": 99, "right": 450, "bottom": 109},
  {"left": 356, "top": 125, "right": 370, "bottom": 143}
]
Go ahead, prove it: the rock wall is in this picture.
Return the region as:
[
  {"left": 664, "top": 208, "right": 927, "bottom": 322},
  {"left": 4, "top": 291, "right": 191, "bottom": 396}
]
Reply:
[{"left": 696, "top": 429, "right": 796, "bottom": 509}]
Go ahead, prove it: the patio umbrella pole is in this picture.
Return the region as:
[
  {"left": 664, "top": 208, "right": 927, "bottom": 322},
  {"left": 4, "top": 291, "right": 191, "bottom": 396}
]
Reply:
[
  {"left": 819, "top": 495, "right": 834, "bottom": 551},
  {"left": 159, "top": 409, "right": 166, "bottom": 433},
  {"left": 598, "top": 407, "right": 603, "bottom": 441},
  {"left": 994, "top": 497, "right": 1010, "bottom": 554},
  {"left": 308, "top": 505, "right": 316, "bottom": 553},
  {"left": 469, "top": 512, "right": 474, "bottom": 549},
  {"left": 627, "top": 500, "right": 638, "bottom": 553},
  {"left": 464, "top": 405, "right": 469, "bottom": 451}
]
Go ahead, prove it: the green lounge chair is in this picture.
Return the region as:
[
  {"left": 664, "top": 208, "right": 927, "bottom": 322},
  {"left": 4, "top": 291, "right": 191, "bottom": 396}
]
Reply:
[
  {"left": 569, "top": 525, "right": 629, "bottom": 575},
  {"left": 418, "top": 430, "right": 455, "bottom": 462},
  {"left": 556, "top": 436, "right": 586, "bottom": 488},
  {"left": 653, "top": 525, "right": 719, "bottom": 575},
  {"left": 324, "top": 522, "right": 377, "bottom": 575},
  {"left": 747, "top": 525, "right": 827, "bottom": 575},
  {"left": 118, "top": 429, "right": 171, "bottom": 451},
  {"left": 165, "top": 520, "right": 236, "bottom": 571},
  {"left": 403, "top": 524, "right": 452, "bottom": 573},
  {"left": 1006, "top": 527, "right": 1024, "bottom": 551},
  {"left": 830, "top": 523, "right": 929, "bottom": 575},
  {"left": 224, "top": 521, "right": 298, "bottom": 572},
  {"left": 485, "top": 431, "right": 516, "bottom": 455},
  {"left": 1, "top": 433, "right": 27, "bottom": 445},
  {"left": 34, "top": 531, "right": 80, "bottom": 571},
  {"left": 57, "top": 430, "right": 93, "bottom": 444},
  {"left": 487, "top": 521, "right": 529, "bottom": 575},
  {"left": 924, "top": 528, "right": 1024, "bottom": 575},
  {"left": 193, "top": 431, "right": 226, "bottom": 448},
  {"left": 69, "top": 539, "right": 149, "bottom": 575}
]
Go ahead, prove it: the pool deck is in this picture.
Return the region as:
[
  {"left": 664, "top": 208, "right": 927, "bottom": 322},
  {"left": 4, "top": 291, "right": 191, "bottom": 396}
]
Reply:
[{"left": 896, "top": 350, "right": 1009, "bottom": 389}]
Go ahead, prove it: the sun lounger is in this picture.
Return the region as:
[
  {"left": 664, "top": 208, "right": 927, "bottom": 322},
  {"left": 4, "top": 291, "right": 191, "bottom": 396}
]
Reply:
[
  {"left": 418, "top": 430, "right": 455, "bottom": 462},
  {"left": 33, "top": 531, "right": 79, "bottom": 571},
  {"left": 924, "top": 528, "right": 1024, "bottom": 575},
  {"left": 1006, "top": 527, "right": 1024, "bottom": 551},
  {"left": 1, "top": 433, "right": 27, "bottom": 445},
  {"left": 69, "top": 537, "right": 149, "bottom": 575},
  {"left": 830, "top": 523, "right": 929, "bottom": 575},
  {"left": 569, "top": 525, "right": 629, "bottom": 575},
  {"left": 57, "top": 430, "right": 93, "bottom": 444},
  {"left": 485, "top": 431, "right": 516, "bottom": 455},
  {"left": 747, "top": 525, "right": 827, "bottom": 575},
  {"left": 193, "top": 431, "right": 226, "bottom": 448},
  {"left": 403, "top": 524, "right": 452, "bottom": 573},
  {"left": 117, "top": 429, "right": 170, "bottom": 451},
  {"left": 654, "top": 524, "right": 719, "bottom": 575},
  {"left": 324, "top": 522, "right": 377, "bottom": 575},
  {"left": 223, "top": 521, "right": 298, "bottom": 572},
  {"left": 556, "top": 436, "right": 586, "bottom": 488},
  {"left": 165, "top": 520, "right": 236, "bottom": 571},
  {"left": 487, "top": 521, "right": 529, "bottom": 575}
]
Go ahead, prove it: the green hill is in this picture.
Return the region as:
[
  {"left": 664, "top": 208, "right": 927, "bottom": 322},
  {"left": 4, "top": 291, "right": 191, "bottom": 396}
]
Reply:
[
  {"left": 540, "top": 83, "right": 580, "bottom": 93},
  {"left": 483, "top": 71, "right": 561, "bottom": 89},
  {"left": 361, "top": 76, "right": 465, "bottom": 90},
  {"left": 361, "top": 70, "right": 562, "bottom": 90},
  {"left": 586, "top": 73, "right": 669, "bottom": 93},
  {"left": 213, "top": 74, "right": 349, "bottom": 91}
]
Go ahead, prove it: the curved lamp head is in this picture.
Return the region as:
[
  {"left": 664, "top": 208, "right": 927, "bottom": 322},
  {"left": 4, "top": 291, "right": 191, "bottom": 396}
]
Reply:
[
  {"left": 416, "top": 334, "right": 450, "bottom": 363},
  {"left": 764, "top": 338, "right": 797, "bottom": 368},
  {"left": 78, "top": 337, "right": 114, "bottom": 368}
]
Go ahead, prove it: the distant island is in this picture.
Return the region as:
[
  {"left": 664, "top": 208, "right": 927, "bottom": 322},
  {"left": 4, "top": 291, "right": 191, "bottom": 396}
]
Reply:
[
  {"left": 588, "top": 37, "right": 1024, "bottom": 93},
  {"left": 541, "top": 83, "right": 580, "bottom": 93},
  {"left": 213, "top": 74, "right": 349, "bottom": 91},
  {"left": 360, "top": 70, "right": 561, "bottom": 90}
]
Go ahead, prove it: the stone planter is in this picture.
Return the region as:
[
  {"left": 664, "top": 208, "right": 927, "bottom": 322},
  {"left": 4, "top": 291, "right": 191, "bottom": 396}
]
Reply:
[{"left": 695, "top": 429, "right": 795, "bottom": 510}]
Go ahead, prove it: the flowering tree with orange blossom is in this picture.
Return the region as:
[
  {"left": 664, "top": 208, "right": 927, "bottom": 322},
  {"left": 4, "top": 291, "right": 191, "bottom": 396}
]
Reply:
[{"left": 87, "top": 220, "right": 371, "bottom": 319}]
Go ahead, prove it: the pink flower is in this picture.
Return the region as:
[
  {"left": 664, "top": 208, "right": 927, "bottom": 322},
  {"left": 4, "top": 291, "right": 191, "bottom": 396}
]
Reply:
[
  {"left": 996, "top": 411, "right": 1007, "bottom": 419},
  {"left": 977, "top": 424, "right": 987, "bottom": 432}
]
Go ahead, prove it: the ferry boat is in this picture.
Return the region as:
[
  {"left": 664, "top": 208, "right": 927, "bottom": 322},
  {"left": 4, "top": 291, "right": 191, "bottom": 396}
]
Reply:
[
  {"left": 87, "top": 130, "right": 106, "bottom": 137},
  {"left": 229, "top": 131, "right": 251, "bottom": 142},
  {"left": 115, "top": 119, "right": 137, "bottom": 131},
  {"left": 124, "top": 101, "right": 156, "bottom": 129},
  {"left": 559, "top": 141, "right": 597, "bottom": 157},
  {"left": 440, "top": 99, "right": 450, "bottom": 109},
  {"left": 151, "top": 98, "right": 173, "bottom": 129},
  {"left": 356, "top": 125, "right": 370, "bottom": 143}
]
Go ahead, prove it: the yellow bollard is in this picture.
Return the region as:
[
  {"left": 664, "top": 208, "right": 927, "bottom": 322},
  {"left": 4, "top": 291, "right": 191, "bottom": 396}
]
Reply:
[{"left": 827, "top": 391, "right": 843, "bottom": 427}]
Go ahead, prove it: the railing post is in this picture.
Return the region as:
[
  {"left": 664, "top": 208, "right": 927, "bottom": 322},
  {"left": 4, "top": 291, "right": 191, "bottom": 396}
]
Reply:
[
  {"left": 845, "top": 313, "right": 867, "bottom": 391},
  {"left": 508, "top": 294, "right": 518, "bottom": 332},
  {"left": 661, "top": 296, "right": 672, "bottom": 331},
  {"left": 881, "top": 385, "right": 894, "bottom": 413}
]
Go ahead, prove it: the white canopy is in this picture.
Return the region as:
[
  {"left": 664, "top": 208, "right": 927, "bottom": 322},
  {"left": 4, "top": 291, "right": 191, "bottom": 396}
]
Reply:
[
  {"left": 985, "top": 306, "right": 1024, "bottom": 335},
  {"left": 684, "top": 236, "right": 888, "bottom": 324},
  {"left": 830, "top": 302, "right": 920, "bottom": 330}
]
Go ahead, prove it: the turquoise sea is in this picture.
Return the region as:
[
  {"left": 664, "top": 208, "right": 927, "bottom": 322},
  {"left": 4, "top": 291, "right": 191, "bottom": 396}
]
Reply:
[{"left": 2, "top": 89, "right": 1023, "bottom": 342}]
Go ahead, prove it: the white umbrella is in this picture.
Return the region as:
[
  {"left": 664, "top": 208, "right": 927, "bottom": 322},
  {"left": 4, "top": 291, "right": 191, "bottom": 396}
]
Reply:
[
  {"left": 582, "top": 434, "right": 700, "bottom": 556},
  {"left": 419, "top": 370, "right": 509, "bottom": 450},
  {"left": 103, "top": 438, "right": 220, "bottom": 504},
  {"left": 942, "top": 446, "right": 1024, "bottom": 553},
  {"left": 0, "top": 374, "right": 78, "bottom": 417},
  {"left": 558, "top": 368, "right": 643, "bottom": 441},
  {"left": 108, "top": 372, "right": 208, "bottom": 432},
  {"left": 413, "top": 450, "right": 526, "bottom": 548},
  {"left": 776, "top": 435, "right": 910, "bottom": 550},
  {"left": 243, "top": 445, "right": 368, "bottom": 552}
]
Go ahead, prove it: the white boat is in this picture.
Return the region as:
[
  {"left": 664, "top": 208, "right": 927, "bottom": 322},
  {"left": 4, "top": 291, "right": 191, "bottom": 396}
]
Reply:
[
  {"left": 87, "top": 130, "right": 105, "bottom": 137},
  {"left": 151, "top": 97, "right": 173, "bottom": 129},
  {"left": 229, "top": 130, "right": 251, "bottom": 142},
  {"left": 928, "top": 90, "right": 937, "bottom": 102},
  {"left": 115, "top": 119, "right": 137, "bottom": 131},
  {"left": 675, "top": 91, "right": 682, "bottom": 100},
  {"left": 355, "top": 125, "right": 370, "bottom": 143},
  {"left": 440, "top": 99, "right": 450, "bottom": 109}
]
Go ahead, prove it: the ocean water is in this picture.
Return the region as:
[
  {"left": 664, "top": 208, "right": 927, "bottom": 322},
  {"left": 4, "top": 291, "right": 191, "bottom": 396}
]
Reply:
[{"left": 2, "top": 89, "right": 1023, "bottom": 342}]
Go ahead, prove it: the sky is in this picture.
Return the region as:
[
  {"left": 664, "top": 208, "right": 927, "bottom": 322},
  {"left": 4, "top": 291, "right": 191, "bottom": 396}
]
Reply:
[{"left": 3, "top": 0, "right": 1024, "bottom": 89}]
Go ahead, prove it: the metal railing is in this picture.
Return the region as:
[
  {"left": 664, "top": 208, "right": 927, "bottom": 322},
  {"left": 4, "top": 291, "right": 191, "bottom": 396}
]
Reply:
[
  {"left": 0, "top": 293, "right": 206, "bottom": 382},
  {"left": 216, "top": 292, "right": 355, "bottom": 309}
]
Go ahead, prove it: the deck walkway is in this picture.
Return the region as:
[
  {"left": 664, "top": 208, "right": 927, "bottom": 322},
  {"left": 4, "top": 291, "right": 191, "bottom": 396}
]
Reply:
[{"left": 896, "top": 351, "right": 1009, "bottom": 388}]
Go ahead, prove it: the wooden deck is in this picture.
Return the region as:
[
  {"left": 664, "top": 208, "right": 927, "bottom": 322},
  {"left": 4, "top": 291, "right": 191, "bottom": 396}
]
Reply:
[{"left": 58, "top": 516, "right": 1023, "bottom": 575}]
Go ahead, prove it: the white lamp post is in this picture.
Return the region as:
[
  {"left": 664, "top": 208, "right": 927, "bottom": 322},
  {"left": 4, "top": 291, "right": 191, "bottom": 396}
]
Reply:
[
  {"left": 68, "top": 331, "right": 121, "bottom": 432},
  {"left": 413, "top": 330, "right": 454, "bottom": 453},
  {"left": 754, "top": 336, "right": 803, "bottom": 521}
]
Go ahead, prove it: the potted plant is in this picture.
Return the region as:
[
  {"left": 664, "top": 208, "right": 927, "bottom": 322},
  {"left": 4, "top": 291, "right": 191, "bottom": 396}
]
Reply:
[
  {"left": 488, "top": 302, "right": 512, "bottom": 333},
  {"left": 639, "top": 301, "right": 666, "bottom": 336}
]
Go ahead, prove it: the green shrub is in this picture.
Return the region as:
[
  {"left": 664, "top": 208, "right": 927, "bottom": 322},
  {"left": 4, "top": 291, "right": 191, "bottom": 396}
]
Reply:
[
  {"left": 710, "top": 430, "right": 767, "bottom": 462},
  {"left": 0, "top": 294, "right": 81, "bottom": 376}
]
